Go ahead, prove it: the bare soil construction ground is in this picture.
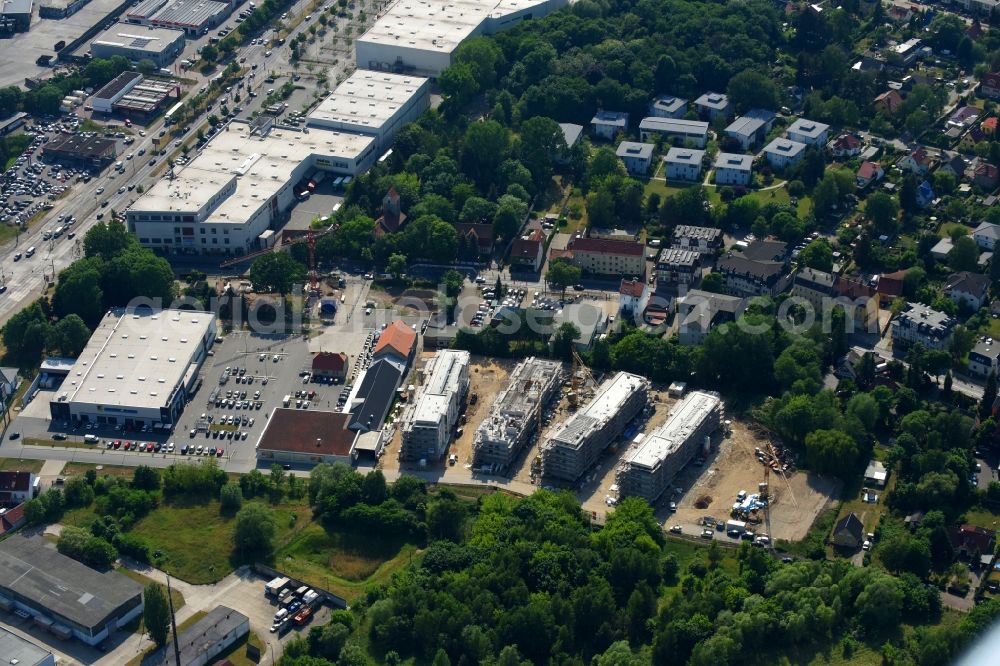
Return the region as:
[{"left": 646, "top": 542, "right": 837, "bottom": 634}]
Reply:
[{"left": 669, "top": 419, "right": 840, "bottom": 541}]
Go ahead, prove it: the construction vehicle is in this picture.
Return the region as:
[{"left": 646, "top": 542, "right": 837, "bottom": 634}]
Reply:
[{"left": 568, "top": 350, "right": 596, "bottom": 408}]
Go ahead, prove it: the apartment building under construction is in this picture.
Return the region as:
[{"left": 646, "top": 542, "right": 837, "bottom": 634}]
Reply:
[
  {"left": 541, "top": 372, "right": 650, "bottom": 482},
  {"left": 472, "top": 357, "right": 564, "bottom": 470},
  {"left": 616, "top": 391, "right": 723, "bottom": 502}
]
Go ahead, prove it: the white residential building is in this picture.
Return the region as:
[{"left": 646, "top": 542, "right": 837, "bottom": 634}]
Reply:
[
  {"left": 974, "top": 221, "right": 1000, "bottom": 250},
  {"left": 664, "top": 147, "right": 704, "bottom": 182},
  {"left": 541, "top": 372, "right": 649, "bottom": 482},
  {"left": 639, "top": 117, "right": 708, "bottom": 147},
  {"left": 693, "top": 91, "right": 731, "bottom": 120},
  {"left": 969, "top": 338, "right": 1000, "bottom": 377},
  {"left": 714, "top": 152, "right": 753, "bottom": 185},
  {"left": 591, "top": 110, "right": 629, "bottom": 140},
  {"left": 891, "top": 302, "right": 957, "bottom": 351},
  {"left": 724, "top": 115, "right": 767, "bottom": 151},
  {"left": 616, "top": 141, "right": 655, "bottom": 176},
  {"left": 762, "top": 137, "right": 807, "bottom": 169},
  {"left": 399, "top": 350, "right": 470, "bottom": 462},
  {"left": 786, "top": 118, "right": 830, "bottom": 146},
  {"left": 617, "top": 391, "right": 723, "bottom": 501},
  {"left": 648, "top": 94, "right": 688, "bottom": 118}
]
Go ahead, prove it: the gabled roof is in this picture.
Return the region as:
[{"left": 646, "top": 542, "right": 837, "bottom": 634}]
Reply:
[
  {"left": 833, "top": 133, "right": 862, "bottom": 150},
  {"left": 857, "top": 161, "right": 882, "bottom": 181},
  {"left": 975, "top": 221, "right": 1000, "bottom": 240},
  {"left": 349, "top": 358, "right": 405, "bottom": 432},
  {"left": 834, "top": 278, "right": 875, "bottom": 300},
  {"left": 257, "top": 408, "right": 356, "bottom": 456},
  {"left": 944, "top": 271, "right": 990, "bottom": 298},
  {"left": 312, "top": 351, "right": 348, "bottom": 373},
  {"left": 834, "top": 512, "right": 864, "bottom": 542},
  {"left": 742, "top": 239, "right": 787, "bottom": 262},
  {"left": 373, "top": 321, "right": 417, "bottom": 361},
  {"left": 619, "top": 278, "right": 647, "bottom": 298},
  {"left": 568, "top": 237, "right": 645, "bottom": 257},
  {"left": 455, "top": 222, "right": 494, "bottom": 249},
  {"left": 0, "top": 367, "right": 17, "bottom": 385},
  {"left": 511, "top": 228, "right": 544, "bottom": 260}
]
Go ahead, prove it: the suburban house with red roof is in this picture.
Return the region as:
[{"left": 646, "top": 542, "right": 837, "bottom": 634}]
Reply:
[
  {"left": 856, "top": 161, "right": 884, "bottom": 188},
  {"left": 511, "top": 228, "right": 545, "bottom": 271},
  {"left": 981, "top": 71, "right": 1000, "bottom": 100},
  {"left": 975, "top": 163, "right": 1000, "bottom": 190},
  {"left": 950, "top": 524, "right": 996, "bottom": 558},
  {"left": 619, "top": 278, "right": 650, "bottom": 316},
  {"left": 375, "top": 187, "right": 407, "bottom": 236},
  {"left": 829, "top": 133, "right": 862, "bottom": 158},
  {"left": 0, "top": 503, "right": 26, "bottom": 537},
  {"left": 311, "top": 351, "right": 349, "bottom": 383},
  {"left": 874, "top": 90, "right": 903, "bottom": 115},
  {"left": 0, "top": 471, "right": 36, "bottom": 507},
  {"left": 455, "top": 223, "right": 494, "bottom": 257}
]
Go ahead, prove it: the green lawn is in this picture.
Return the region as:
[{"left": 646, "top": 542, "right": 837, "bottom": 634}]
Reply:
[
  {"left": 645, "top": 179, "right": 812, "bottom": 217},
  {"left": 960, "top": 507, "right": 1000, "bottom": 532},
  {"left": 116, "top": 568, "right": 185, "bottom": 610},
  {"left": 274, "top": 521, "right": 419, "bottom": 601},
  {"left": 62, "top": 462, "right": 136, "bottom": 479},
  {"left": 0, "top": 457, "right": 43, "bottom": 473},
  {"left": 130, "top": 498, "right": 312, "bottom": 584},
  {"left": 24, "top": 437, "right": 99, "bottom": 450}
]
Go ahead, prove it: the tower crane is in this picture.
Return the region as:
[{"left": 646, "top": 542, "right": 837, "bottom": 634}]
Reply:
[{"left": 219, "top": 225, "right": 338, "bottom": 293}]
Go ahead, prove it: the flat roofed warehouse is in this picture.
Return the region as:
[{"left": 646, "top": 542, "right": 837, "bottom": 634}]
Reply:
[
  {"left": 617, "top": 391, "right": 723, "bottom": 502},
  {"left": 0, "top": 0, "right": 33, "bottom": 32},
  {"left": 256, "top": 408, "right": 360, "bottom": 466},
  {"left": 400, "top": 350, "right": 470, "bottom": 462},
  {"left": 0, "top": 535, "right": 144, "bottom": 645},
  {"left": 0, "top": 627, "right": 54, "bottom": 666},
  {"left": 49, "top": 308, "right": 217, "bottom": 428},
  {"left": 42, "top": 134, "right": 117, "bottom": 169},
  {"left": 128, "top": 0, "right": 229, "bottom": 35},
  {"left": 542, "top": 372, "right": 649, "bottom": 482},
  {"left": 151, "top": 605, "right": 249, "bottom": 666},
  {"left": 113, "top": 77, "right": 177, "bottom": 114},
  {"left": 127, "top": 124, "right": 377, "bottom": 255},
  {"left": 91, "top": 23, "right": 186, "bottom": 67},
  {"left": 473, "top": 357, "right": 564, "bottom": 469},
  {"left": 306, "top": 69, "right": 431, "bottom": 151},
  {"left": 354, "top": 0, "right": 567, "bottom": 77}
]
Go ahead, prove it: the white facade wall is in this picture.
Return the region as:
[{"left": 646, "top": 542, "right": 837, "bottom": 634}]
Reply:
[
  {"left": 665, "top": 161, "right": 701, "bottom": 182},
  {"left": 715, "top": 165, "right": 751, "bottom": 185}
]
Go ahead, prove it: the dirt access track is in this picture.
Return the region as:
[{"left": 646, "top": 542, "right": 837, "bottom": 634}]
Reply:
[{"left": 670, "top": 419, "right": 841, "bottom": 542}]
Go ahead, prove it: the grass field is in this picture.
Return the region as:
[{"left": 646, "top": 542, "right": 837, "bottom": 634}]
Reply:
[
  {"left": 0, "top": 457, "right": 43, "bottom": 473},
  {"left": 24, "top": 437, "right": 98, "bottom": 450},
  {"left": 644, "top": 178, "right": 812, "bottom": 218},
  {"left": 274, "top": 522, "right": 419, "bottom": 601},
  {"left": 130, "top": 498, "right": 312, "bottom": 584},
  {"left": 960, "top": 507, "right": 1000, "bottom": 531},
  {"left": 116, "top": 568, "right": 185, "bottom": 610},
  {"left": 62, "top": 462, "right": 136, "bottom": 478}
]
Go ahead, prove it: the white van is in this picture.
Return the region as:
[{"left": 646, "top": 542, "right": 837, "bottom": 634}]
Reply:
[
  {"left": 25, "top": 246, "right": 35, "bottom": 258},
  {"left": 283, "top": 395, "right": 291, "bottom": 407},
  {"left": 83, "top": 434, "right": 99, "bottom": 443}
]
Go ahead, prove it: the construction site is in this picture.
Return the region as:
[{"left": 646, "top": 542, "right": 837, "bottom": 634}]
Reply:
[
  {"left": 616, "top": 391, "right": 724, "bottom": 502},
  {"left": 666, "top": 419, "right": 841, "bottom": 542},
  {"left": 540, "top": 371, "right": 651, "bottom": 483},
  {"left": 472, "top": 357, "right": 565, "bottom": 473}
]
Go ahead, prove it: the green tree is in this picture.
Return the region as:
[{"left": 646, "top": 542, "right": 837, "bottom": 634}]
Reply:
[
  {"left": 137, "top": 59, "right": 158, "bottom": 75},
  {"left": 519, "top": 116, "right": 567, "bottom": 189},
  {"left": 982, "top": 371, "right": 998, "bottom": 419},
  {"left": 200, "top": 44, "right": 219, "bottom": 62},
  {"left": 726, "top": 69, "right": 781, "bottom": 112},
  {"left": 552, "top": 322, "right": 580, "bottom": 361},
  {"left": 798, "top": 239, "right": 833, "bottom": 272},
  {"left": 949, "top": 236, "right": 979, "bottom": 271},
  {"left": 249, "top": 252, "right": 307, "bottom": 295},
  {"left": 233, "top": 504, "right": 277, "bottom": 554},
  {"left": 865, "top": 192, "right": 899, "bottom": 235},
  {"left": 51, "top": 315, "right": 92, "bottom": 357},
  {"left": 386, "top": 253, "right": 407, "bottom": 280},
  {"left": 220, "top": 482, "right": 243, "bottom": 513},
  {"left": 804, "top": 429, "right": 860, "bottom": 477},
  {"left": 143, "top": 583, "right": 171, "bottom": 647},
  {"left": 461, "top": 120, "right": 510, "bottom": 190},
  {"left": 545, "top": 258, "right": 582, "bottom": 296}
]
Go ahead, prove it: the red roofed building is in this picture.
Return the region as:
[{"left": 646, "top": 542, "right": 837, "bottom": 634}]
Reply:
[
  {"left": 312, "top": 351, "right": 349, "bottom": 382},
  {"left": 950, "top": 524, "right": 996, "bottom": 557},
  {"left": 834, "top": 278, "right": 879, "bottom": 331},
  {"left": 983, "top": 117, "right": 998, "bottom": 136},
  {"left": 975, "top": 163, "right": 1000, "bottom": 190},
  {"left": 874, "top": 90, "right": 903, "bottom": 116},
  {"left": 619, "top": 278, "right": 650, "bottom": 315},
  {"left": 876, "top": 269, "right": 908, "bottom": 302},
  {"left": 0, "top": 503, "right": 25, "bottom": 537},
  {"left": 375, "top": 187, "right": 407, "bottom": 236},
  {"left": 373, "top": 321, "right": 417, "bottom": 368},
  {"left": 556, "top": 236, "right": 646, "bottom": 277},
  {"left": 0, "top": 471, "right": 35, "bottom": 507},
  {"left": 856, "top": 161, "right": 884, "bottom": 188},
  {"left": 830, "top": 133, "right": 862, "bottom": 158},
  {"left": 511, "top": 228, "right": 545, "bottom": 271},
  {"left": 455, "top": 223, "right": 494, "bottom": 257}
]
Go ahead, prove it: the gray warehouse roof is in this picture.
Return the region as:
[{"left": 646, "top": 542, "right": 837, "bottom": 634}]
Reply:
[
  {"left": 92, "top": 23, "right": 185, "bottom": 54},
  {"left": 93, "top": 71, "right": 142, "bottom": 101},
  {"left": 153, "top": 606, "right": 248, "bottom": 666},
  {"left": 0, "top": 0, "right": 33, "bottom": 14},
  {"left": 0, "top": 536, "right": 143, "bottom": 631},
  {"left": 0, "top": 627, "right": 52, "bottom": 666},
  {"left": 664, "top": 147, "right": 704, "bottom": 166},
  {"left": 151, "top": 0, "right": 227, "bottom": 27}
]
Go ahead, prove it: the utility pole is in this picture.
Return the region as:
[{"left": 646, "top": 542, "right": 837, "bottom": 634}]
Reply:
[{"left": 166, "top": 575, "right": 181, "bottom": 666}]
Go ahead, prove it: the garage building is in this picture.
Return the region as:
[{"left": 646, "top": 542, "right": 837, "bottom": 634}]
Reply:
[
  {"left": 49, "top": 308, "right": 217, "bottom": 429},
  {"left": 41, "top": 134, "right": 117, "bottom": 170},
  {"left": 126, "top": 0, "right": 229, "bottom": 36},
  {"left": 0, "top": 536, "right": 144, "bottom": 646},
  {"left": 256, "top": 408, "right": 362, "bottom": 466},
  {"left": 91, "top": 23, "right": 186, "bottom": 67},
  {"left": 152, "top": 606, "right": 249, "bottom": 666},
  {"left": 91, "top": 71, "right": 143, "bottom": 113}
]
